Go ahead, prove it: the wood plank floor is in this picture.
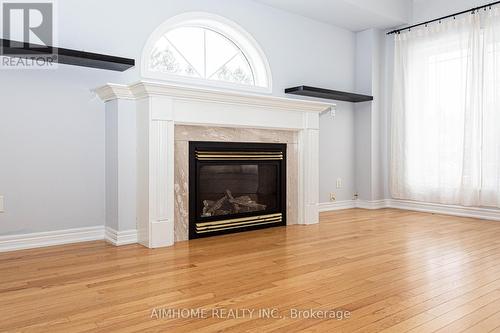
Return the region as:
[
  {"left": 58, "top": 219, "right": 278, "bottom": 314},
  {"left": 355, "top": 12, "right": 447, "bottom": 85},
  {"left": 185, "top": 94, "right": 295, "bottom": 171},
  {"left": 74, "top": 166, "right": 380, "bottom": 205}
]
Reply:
[{"left": 2, "top": 208, "right": 500, "bottom": 332}]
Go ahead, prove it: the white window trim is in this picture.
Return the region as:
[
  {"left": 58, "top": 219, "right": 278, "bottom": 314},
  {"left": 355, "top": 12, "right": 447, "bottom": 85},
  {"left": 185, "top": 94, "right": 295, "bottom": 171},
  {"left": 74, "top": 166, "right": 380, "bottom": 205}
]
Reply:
[{"left": 141, "top": 12, "right": 273, "bottom": 94}]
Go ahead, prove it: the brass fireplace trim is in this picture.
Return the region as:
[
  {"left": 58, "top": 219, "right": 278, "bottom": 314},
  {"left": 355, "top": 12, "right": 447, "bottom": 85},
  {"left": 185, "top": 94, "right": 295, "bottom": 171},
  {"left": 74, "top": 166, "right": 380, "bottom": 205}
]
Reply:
[
  {"left": 195, "top": 151, "right": 283, "bottom": 160},
  {"left": 197, "top": 213, "right": 282, "bottom": 226},
  {"left": 196, "top": 220, "right": 282, "bottom": 233},
  {"left": 195, "top": 213, "right": 283, "bottom": 233},
  {"left": 196, "top": 217, "right": 282, "bottom": 231}
]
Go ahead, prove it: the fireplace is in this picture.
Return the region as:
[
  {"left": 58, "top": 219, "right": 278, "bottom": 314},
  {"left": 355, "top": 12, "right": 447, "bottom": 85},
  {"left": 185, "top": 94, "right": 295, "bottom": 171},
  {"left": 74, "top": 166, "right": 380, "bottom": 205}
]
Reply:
[
  {"left": 97, "top": 81, "right": 325, "bottom": 248},
  {"left": 189, "top": 141, "right": 286, "bottom": 239}
]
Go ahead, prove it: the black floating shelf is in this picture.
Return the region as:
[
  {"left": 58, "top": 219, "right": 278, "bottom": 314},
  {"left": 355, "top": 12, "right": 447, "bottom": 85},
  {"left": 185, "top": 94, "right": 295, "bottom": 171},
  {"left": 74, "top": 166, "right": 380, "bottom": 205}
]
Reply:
[
  {"left": 1, "top": 39, "right": 135, "bottom": 72},
  {"left": 285, "top": 86, "right": 373, "bottom": 103}
]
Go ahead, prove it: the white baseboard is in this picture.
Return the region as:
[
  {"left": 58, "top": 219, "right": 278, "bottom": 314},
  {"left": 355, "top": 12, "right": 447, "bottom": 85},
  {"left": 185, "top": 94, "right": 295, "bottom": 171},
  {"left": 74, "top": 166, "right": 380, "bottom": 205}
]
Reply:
[
  {"left": 319, "top": 200, "right": 356, "bottom": 212},
  {"left": 0, "top": 226, "right": 140, "bottom": 252},
  {"left": 355, "top": 199, "right": 388, "bottom": 210},
  {"left": 105, "top": 227, "right": 138, "bottom": 246},
  {"left": 0, "top": 226, "right": 104, "bottom": 252},
  {"left": 4, "top": 199, "right": 499, "bottom": 253},
  {"left": 387, "top": 199, "right": 500, "bottom": 221},
  {"left": 319, "top": 198, "right": 500, "bottom": 222},
  {"left": 319, "top": 199, "right": 388, "bottom": 212}
]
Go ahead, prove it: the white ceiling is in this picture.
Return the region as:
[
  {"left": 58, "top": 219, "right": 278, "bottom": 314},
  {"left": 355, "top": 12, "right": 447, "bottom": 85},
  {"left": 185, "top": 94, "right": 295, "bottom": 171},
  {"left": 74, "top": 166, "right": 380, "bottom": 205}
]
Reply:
[{"left": 254, "top": 0, "right": 412, "bottom": 32}]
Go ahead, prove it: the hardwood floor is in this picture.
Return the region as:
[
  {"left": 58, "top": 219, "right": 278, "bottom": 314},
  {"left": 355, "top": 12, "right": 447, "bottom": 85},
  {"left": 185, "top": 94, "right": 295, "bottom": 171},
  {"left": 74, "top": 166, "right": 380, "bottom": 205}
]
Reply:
[{"left": 2, "top": 209, "right": 500, "bottom": 332}]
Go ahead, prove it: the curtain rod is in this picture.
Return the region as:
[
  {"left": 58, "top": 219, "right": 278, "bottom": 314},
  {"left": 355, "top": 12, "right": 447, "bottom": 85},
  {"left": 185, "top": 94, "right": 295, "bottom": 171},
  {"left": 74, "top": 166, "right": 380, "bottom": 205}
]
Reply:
[{"left": 387, "top": 0, "right": 500, "bottom": 35}]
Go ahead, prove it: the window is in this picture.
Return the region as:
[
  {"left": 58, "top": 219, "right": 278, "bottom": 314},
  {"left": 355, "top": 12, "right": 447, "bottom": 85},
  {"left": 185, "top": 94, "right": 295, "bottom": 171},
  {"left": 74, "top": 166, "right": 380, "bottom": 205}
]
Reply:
[
  {"left": 142, "top": 12, "right": 272, "bottom": 92},
  {"left": 391, "top": 10, "right": 500, "bottom": 208}
]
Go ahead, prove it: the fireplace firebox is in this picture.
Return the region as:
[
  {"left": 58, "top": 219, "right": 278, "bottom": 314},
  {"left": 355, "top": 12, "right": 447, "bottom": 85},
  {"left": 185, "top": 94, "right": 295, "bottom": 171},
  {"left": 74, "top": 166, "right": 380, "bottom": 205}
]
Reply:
[{"left": 189, "top": 141, "right": 286, "bottom": 239}]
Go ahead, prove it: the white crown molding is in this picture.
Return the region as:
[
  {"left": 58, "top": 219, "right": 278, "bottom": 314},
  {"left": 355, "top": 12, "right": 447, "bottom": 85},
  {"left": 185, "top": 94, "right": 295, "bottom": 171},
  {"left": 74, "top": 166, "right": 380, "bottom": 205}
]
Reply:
[
  {"left": 105, "top": 227, "right": 138, "bottom": 246},
  {"left": 94, "top": 81, "right": 333, "bottom": 113},
  {"left": 0, "top": 226, "right": 104, "bottom": 252},
  {"left": 93, "top": 84, "right": 135, "bottom": 101}
]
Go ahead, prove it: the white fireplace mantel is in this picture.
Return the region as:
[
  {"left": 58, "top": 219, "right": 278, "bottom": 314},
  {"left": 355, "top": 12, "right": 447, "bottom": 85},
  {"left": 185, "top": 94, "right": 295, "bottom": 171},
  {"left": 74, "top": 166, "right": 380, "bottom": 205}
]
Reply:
[{"left": 95, "top": 81, "right": 333, "bottom": 248}]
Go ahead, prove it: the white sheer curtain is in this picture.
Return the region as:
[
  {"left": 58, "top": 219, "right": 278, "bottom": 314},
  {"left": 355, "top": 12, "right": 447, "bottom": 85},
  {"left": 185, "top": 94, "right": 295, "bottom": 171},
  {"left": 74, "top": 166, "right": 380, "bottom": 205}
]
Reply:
[{"left": 391, "top": 9, "right": 500, "bottom": 208}]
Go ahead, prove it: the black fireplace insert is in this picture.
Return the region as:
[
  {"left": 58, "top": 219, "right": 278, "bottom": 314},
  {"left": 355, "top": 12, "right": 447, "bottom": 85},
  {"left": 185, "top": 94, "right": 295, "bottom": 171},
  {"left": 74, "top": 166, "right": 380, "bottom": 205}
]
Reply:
[{"left": 189, "top": 141, "right": 286, "bottom": 239}]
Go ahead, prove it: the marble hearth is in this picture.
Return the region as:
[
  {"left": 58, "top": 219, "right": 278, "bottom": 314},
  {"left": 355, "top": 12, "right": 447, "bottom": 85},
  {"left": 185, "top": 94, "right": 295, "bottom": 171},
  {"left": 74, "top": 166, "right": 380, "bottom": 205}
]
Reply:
[{"left": 95, "top": 81, "right": 333, "bottom": 248}]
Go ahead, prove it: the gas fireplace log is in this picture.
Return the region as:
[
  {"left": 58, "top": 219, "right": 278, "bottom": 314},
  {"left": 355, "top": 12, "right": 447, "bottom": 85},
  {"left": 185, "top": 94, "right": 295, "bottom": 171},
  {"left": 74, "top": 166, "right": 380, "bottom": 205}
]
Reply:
[
  {"left": 202, "top": 200, "right": 215, "bottom": 216},
  {"left": 202, "top": 190, "right": 267, "bottom": 217},
  {"left": 225, "top": 190, "right": 240, "bottom": 211},
  {"left": 231, "top": 199, "right": 267, "bottom": 210},
  {"left": 225, "top": 190, "right": 235, "bottom": 200},
  {"left": 226, "top": 190, "right": 267, "bottom": 210},
  {"left": 204, "top": 196, "right": 227, "bottom": 216},
  {"left": 210, "top": 196, "right": 227, "bottom": 214}
]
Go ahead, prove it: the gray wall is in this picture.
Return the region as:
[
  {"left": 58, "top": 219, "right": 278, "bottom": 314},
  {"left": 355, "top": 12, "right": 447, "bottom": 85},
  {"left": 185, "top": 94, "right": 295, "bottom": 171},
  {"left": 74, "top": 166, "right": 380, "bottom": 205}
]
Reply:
[
  {"left": 0, "top": 0, "right": 356, "bottom": 235},
  {"left": 354, "top": 30, "right": 373, "bottom": 201},
  {"left": 353, "top": 28, "right": 386, "bottom": 202},
  {"left": 0, "top": 68, "right": 113, "bottom": 235},
  {"left": 319, "top": 101, "right": 355, "bottom": 202}
]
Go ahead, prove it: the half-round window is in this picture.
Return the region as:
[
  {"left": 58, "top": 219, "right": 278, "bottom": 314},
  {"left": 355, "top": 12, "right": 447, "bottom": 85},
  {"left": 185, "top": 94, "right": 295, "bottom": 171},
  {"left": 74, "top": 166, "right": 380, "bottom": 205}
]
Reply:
[{"left": 142, "top": 13, "right": 272, "bottom": 93}]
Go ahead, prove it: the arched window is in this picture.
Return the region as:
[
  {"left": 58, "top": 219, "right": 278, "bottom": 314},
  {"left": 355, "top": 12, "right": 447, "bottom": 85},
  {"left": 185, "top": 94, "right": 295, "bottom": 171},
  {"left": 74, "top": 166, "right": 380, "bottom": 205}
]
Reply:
[{"left": 142, "top": 12, "right": 272, "bottom": 93}]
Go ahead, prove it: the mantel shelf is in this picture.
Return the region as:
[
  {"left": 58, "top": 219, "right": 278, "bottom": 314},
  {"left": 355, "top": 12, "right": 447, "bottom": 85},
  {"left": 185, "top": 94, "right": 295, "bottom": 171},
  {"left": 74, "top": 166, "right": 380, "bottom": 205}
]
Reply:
[
  {"left": 285, "top": 86, "right": 373, "bottom": 103},
  {"left": 1, "top": 39, "right": 135, "bottom": 72}
]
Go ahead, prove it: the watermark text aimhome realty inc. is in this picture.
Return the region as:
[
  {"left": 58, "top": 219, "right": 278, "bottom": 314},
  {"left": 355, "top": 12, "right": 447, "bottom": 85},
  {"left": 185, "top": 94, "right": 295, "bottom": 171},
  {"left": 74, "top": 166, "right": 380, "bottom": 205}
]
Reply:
[{"left": 150, "top": 307, "right": 352, "bottom": 321}]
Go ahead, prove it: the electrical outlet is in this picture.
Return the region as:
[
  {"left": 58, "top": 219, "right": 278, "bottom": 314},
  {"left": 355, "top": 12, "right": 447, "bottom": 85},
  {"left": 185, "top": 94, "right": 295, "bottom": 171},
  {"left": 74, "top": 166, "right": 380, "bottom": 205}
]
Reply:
[
  {"left": 0, "top": 196, "right": 4, "bottom": 213},
  {"left": 330, "top": 192, "right": 336, "bottom": 202},
  {"left": 353, "top": 193, "right": 359, "bottom": 200},
  {"left": 336, "top": 178, "right": 342, "bottom": 189}
]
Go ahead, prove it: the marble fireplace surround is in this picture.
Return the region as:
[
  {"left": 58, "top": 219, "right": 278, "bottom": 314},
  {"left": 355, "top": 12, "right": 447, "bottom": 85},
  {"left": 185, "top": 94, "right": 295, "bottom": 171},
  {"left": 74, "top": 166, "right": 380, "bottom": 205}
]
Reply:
[
  {"left": 95, "top": 81, "right": 333, "bottom": 248},
  {"left": 174, "top": 126, "right": 298, "bottom": 241}
]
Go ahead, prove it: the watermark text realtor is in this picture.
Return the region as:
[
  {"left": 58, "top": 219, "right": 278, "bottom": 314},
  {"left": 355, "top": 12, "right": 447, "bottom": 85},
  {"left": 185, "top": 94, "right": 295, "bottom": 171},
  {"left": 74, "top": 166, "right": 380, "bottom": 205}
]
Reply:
[{"left": 1, "top": 1, "right": 57, "bottom": 68}]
